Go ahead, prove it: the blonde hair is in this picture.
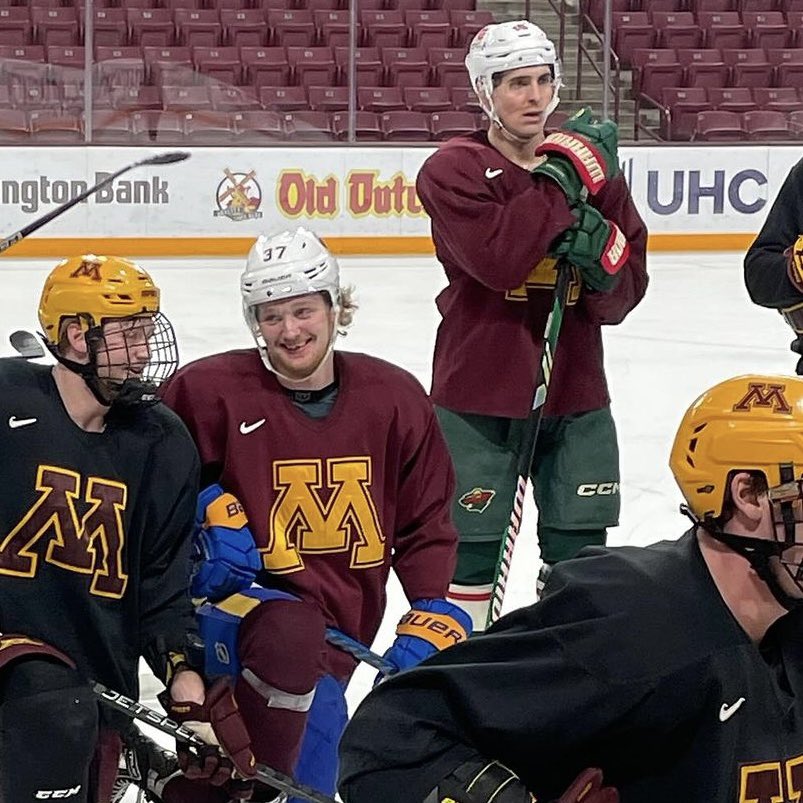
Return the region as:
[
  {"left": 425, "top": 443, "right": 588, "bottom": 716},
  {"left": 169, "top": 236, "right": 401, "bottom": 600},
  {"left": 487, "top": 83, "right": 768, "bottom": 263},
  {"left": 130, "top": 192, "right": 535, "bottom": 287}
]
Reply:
[{"left": 337, "top": 284, "right": 357, "bottom": 333}]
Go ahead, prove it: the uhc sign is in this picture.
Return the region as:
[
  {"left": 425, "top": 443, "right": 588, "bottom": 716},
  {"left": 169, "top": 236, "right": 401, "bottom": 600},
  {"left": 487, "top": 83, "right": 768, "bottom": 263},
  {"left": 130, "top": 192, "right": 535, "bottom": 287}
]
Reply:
[{"left": 646, "top": 168, "right": 767, "bottom": 215}]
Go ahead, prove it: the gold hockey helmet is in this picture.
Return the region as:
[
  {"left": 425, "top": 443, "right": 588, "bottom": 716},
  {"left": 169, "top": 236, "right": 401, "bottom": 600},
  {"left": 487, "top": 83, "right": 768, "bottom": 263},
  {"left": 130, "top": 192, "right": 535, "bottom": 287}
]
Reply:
[
  {"left": 669, "top": 374, "right": 803, "bottom": 521},
  {"left": 38, "top": 254, "right": 160, "bottom": 344}
]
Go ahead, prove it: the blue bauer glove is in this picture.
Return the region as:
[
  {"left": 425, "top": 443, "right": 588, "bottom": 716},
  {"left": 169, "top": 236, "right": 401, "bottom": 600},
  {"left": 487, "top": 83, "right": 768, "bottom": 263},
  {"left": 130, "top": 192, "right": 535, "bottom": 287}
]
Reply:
[
  {"left": 379, "top": 598, "right": 472, "bottom": 680},
  {"left": 191, "top": 484, "right": 262, "bottom": 602}
]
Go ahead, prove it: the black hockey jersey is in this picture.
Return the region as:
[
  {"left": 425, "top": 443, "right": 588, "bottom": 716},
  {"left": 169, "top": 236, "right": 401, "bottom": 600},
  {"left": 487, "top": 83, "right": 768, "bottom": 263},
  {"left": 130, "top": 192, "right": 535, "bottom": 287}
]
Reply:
[
  {"left": 745, "top": 157, "right": 803, "bottom": 309},
  {"left": 0, "top": 358, "right": 199, "bottom": 703},
  {"left": 339, "top": 531, "right": 803, "bottom": 803}
]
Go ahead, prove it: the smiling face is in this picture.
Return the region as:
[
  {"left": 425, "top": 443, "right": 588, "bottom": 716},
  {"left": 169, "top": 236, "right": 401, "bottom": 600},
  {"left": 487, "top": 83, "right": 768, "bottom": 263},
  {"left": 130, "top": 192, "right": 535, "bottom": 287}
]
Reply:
[
  {"left": 256, "top": 291, "right": 336, "bottom": 383},
  {"left": 489, "top": 64, "right": 555, "bottom": 141},
  {"left": 93, "top": 314, "right": 156, "bottom": 383}
]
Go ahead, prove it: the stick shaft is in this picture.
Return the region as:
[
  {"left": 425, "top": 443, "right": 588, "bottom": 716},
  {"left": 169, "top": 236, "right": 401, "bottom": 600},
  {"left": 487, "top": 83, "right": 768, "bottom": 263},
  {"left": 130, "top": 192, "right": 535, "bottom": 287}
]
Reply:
[
  {"left": 325, "top": 626, "right": 395, "bottom": 675},
  {"left": 0, "top": 152, "right": 188, "bottom": 255},
  {"left": 90, "top": 681, "right": 337, "bottom": 803},
  {"left": 485, "top": 265, "right": 573, "bottom": 628}
]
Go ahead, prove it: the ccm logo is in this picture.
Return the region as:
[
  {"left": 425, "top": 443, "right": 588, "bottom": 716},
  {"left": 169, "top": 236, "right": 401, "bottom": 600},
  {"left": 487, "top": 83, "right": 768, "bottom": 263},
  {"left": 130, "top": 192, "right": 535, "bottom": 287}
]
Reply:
[
  {"left": 576, "top": 482, "right": 620, "bottom": 497},
  {"left": 36, "top": 788, "right": 81, "bottom": 799}
]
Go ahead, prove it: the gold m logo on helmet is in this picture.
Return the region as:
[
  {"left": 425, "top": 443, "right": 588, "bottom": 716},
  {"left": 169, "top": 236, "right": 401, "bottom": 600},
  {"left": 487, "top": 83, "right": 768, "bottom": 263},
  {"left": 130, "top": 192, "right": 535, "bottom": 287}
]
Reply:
[
  {"left": 732, "top": 382, "right": 792, "bottom": 414},
  {"left": 68, "top": 256, "right": 103, "bottom": 281}
]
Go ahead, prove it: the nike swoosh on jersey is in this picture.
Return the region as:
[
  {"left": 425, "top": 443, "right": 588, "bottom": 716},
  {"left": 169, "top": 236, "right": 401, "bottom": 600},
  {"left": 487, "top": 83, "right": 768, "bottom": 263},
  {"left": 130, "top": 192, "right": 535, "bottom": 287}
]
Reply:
[
  {"left": 719, "top": 697, "right": 745, "bottom": 722},
  {"left": 485, "top": 168, "right": 503, "bottom": 179},
  {"left": 239, "top": 418, "right": 266, "bottom": 435},
  {"left": 8, "top": 416, "right": 37, "bottom": 429}
]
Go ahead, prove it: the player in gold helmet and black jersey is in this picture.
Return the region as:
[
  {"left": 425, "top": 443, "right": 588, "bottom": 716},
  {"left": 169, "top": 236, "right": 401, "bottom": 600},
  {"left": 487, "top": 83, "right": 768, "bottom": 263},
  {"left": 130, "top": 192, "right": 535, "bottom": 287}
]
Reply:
[
  {"left": 0, "top": 256, "right": 249, "bottom": 802},
  {"left": 339, "top": 374, "right": 803, "bottom": 803}
]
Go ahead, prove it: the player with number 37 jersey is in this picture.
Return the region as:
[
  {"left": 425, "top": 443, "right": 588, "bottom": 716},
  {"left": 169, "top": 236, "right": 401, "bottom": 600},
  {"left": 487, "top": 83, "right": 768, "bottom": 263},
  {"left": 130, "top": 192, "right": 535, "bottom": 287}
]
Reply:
[{"left": 160, "top": 228, "right": 464, "bottom": 803}]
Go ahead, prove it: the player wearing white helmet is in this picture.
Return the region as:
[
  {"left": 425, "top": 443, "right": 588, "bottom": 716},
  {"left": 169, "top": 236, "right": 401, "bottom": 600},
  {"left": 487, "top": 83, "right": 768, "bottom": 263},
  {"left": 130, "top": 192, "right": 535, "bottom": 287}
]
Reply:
[
  {"left": 241, "top": 227, "right": 350, "bottom": 384},
  {"left": 158, "top": 228, "right": 468, "bottom": 803},
  {"left": 465, "top": 19, "right": 563, "bottom": 141},
  {"left": 417, "top": 20, "right": 649, "bottom": 632}
]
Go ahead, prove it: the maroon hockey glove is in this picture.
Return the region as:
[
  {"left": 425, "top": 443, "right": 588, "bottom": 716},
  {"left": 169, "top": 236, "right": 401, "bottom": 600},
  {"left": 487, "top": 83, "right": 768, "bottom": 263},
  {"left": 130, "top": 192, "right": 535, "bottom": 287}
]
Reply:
[{"left": 158, "top": 678, "right": 256, "bottom": 784}]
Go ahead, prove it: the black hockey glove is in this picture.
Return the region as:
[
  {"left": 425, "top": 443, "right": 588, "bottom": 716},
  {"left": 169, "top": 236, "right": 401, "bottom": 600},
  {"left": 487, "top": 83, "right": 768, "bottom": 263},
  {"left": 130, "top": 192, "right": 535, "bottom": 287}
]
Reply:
[{"left": 424, "top": 759, "right": 617, "bottom": 803}]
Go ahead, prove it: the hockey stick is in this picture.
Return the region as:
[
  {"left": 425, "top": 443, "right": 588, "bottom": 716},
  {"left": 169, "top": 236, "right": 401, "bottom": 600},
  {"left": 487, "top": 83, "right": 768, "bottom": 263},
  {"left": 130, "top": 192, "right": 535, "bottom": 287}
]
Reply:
[
  {"left": 90, "top": 681, "right": 337, "bottom": 803},
  {"left": 325, "top": 626, "right": 395, "bottom": 676},
  {"left": 485, "top": 262, "right": 573, "bottom": 629},
  {"left": 0, "top": 151, "right": 190, "bottom": 255},
  {"left": 9, "top": 329, "right": 47, "bottom": 359}
]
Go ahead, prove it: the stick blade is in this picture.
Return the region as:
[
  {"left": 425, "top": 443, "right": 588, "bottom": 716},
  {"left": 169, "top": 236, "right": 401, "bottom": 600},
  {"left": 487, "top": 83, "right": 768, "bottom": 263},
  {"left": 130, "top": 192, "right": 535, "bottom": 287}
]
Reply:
[
  {"left": 142, "top": 151, "right": 191, "bottom": 166},
  {"left": 9, "top": 330, "right": 47, "bottom": 359}
]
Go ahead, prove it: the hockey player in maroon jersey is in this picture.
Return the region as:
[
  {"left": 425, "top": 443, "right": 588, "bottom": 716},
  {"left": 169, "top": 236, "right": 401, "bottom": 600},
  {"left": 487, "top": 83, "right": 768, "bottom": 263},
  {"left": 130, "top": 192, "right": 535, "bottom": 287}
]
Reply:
[
  {"left": 417, "top": 20, "right": 648, "bottom": 629},
  {"left": 159, "top": 227, "right": 469, "bottom": 802},
  {"left": 339, "top": 373, "right": 803, "bottom": 803},
  {"left": 0, "top": 255, "right": 252, "bottom": 802}
]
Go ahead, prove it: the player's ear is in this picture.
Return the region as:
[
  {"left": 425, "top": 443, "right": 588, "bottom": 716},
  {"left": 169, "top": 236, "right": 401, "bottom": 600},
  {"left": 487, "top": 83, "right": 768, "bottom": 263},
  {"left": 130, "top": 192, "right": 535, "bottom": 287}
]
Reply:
[
  {"left": 61, "top": 318, "right": 89, "bottom": 359},
  {"left": 729, "top": 472, "right": 764, "bottom": 525}
]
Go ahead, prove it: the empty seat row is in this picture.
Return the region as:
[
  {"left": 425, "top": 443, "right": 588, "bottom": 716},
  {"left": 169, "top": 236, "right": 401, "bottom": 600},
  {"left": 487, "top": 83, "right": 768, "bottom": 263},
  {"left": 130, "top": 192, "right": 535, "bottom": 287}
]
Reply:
[
  {"left": 0, "top": 80, "right": 485, "bottom": 115},
  {"left": 0, "top": 107, "right": 484, "bottom": 144},
  {"left": 610, "top": 10, "right": 803, "bottom": 63},
  {"left": 0, "top": 45, "right": 475, "bottom": 89},
  {"left": 0, "top": 7, "right": 489, "bottom": 51},
  {"left": 693, "top": 108, "right": 803, "bottom": 140},
  {"left": 0, "top": 0, "right": 465, "bottom": 9},
  {"left": 658, "top": 85, "right": 803, "bottom": 138},
  {"left": 632, "top": 47, "right": 803, "bottom": 99}
]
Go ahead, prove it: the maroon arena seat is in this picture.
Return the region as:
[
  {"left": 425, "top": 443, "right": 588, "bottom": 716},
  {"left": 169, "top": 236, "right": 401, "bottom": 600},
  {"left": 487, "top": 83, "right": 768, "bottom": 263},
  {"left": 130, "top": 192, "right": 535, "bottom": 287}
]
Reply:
[
  {"left": 331, "top": 109, "right": 384, "bottom": 141},
  {"left": 232, "top": 109, "right": 284, "bottom": 143},
  {"left": 240, "top": 46, "right": 290, "bottom": 86},
  {"left": 220, "top": 10, "right": 266, "bottom": 48},
  {"left": 259, "top": 84, "right": 308, "bottom": 111},
  {"left": 403, "top": 85, "right": 451, "bottom": 111},
  {"left": 282, "top": 109, "right": 335, "bottom": 141},
  {"left": 380, "top": 109, "right": 430, "bottom": 141},
  {"left": 308, "top": 85, "right": 349, "bottom": 111},
  {"left": 742, "top": 109, "right": 792, "bottom": 140},
  {"left": 707, "top": 86, "right": 757, "bottom": 112},
  {"left": 660, "top": 86, "right": 711, "bottom": 140},
  {"left": 693, "top": 109, "right": 744, "bottom": 140},
  {"left": 697, "top": 11, "right": 746, "bottom": 50},
  {"left": 267, "top": 9, "right": 315, "bottom": 47},
  {"left": 287, "top": 45, "right": 336, "bottom": 86},
  {"left": 429, "top": 109, "right": 476, "bottom": 140},
  {"left": 722, "top": 48, "right": 772, "bottom": 87},
  {"left": 753, "top": 86, "right": 803, "bottom": 112}
]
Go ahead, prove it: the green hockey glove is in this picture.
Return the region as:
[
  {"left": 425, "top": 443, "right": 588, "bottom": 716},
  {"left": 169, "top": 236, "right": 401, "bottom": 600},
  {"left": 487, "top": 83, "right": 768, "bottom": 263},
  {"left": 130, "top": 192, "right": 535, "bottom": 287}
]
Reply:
[
  {"left": 550, "top": 204, "right": 629, "bottom": 293},
  {"left": 532, "top": 107, "right": 621, "bottom": 203}
]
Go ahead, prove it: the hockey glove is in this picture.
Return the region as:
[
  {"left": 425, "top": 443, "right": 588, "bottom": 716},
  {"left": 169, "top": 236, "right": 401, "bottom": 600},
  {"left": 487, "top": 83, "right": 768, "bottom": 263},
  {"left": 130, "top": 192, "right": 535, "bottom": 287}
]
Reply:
[
  {"left": 532, "top": 107, "right": 621, "bottom": 203},
  {"left": 550, "top": 204, "right": 630, "bottom": 293},
  {"left": 785, "top": 233, "right": 803, "bottom": 294},
  {"left": 158, "top": 677, "right": 256, "bottom": 785},
  {"left": 378, "top": 599, "right": 471, "bottom": 683},
  {"left": 192, "top": 484, "right": 262, "bottom": 601},
  {"left": 425, "top": 760, "right": 617, "bottom": 803}
]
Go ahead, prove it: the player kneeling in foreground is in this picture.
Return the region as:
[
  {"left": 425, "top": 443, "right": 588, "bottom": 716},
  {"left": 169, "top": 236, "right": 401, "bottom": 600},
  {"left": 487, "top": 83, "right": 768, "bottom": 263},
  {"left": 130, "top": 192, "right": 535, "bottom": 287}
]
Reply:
[
  {"left": 155, "top": 227, "right": 468, "bottom": 803},
  {"left": 338, "top": 374, "right": 803, "bottom": 803},
  {"left": 0, "top": 256, "right": 252, "bottom": 802}
]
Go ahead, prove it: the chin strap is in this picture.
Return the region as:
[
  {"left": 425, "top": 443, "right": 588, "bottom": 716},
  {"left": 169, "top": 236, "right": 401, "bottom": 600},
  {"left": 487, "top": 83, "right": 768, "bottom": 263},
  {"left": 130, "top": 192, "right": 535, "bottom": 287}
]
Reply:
[
  {"left": 46, "top": 339, "right": 157, "bottom": 408},
  {"left": 680, "top": 504, "right": 802, "bottom": 612}
]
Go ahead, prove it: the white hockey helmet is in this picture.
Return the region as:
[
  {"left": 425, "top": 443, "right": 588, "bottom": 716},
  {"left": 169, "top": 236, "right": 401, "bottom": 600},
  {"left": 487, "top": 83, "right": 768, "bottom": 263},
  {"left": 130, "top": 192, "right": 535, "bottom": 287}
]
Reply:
[
  {"left": 465, "top": 20, "right": 562, "bottom": 127},
  {"left": 241, "top": 227, "right": 341, "bottom": 378}
]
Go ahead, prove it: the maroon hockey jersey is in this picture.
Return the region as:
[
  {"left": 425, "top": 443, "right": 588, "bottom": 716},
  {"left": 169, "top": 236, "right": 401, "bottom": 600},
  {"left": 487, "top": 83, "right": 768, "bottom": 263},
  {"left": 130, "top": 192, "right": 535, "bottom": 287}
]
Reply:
[
  {"left": 160, "top": 349, "right": 458, "bottom": 678},
  {"left": 417, "top": 130, "right": 649, "bottom": 419}
]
